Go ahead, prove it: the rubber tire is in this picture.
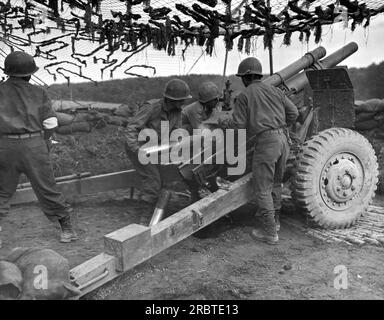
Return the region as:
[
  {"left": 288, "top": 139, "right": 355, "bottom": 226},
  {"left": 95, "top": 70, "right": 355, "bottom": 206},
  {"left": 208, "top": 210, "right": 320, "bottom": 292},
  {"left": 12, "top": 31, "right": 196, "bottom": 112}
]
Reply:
[{"left": 293, "top": 128, "right": 379, "bottom": 229}]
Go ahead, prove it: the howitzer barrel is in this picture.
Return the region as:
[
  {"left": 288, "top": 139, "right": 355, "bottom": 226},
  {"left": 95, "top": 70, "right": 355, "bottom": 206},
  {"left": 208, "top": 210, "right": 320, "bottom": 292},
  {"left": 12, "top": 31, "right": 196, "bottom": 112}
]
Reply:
[
  {"left": 283, "top": 42, "right": 359, "bottom": 95},
  {"left": 263, "top": 46, "right": 327, "bottom": 87},
  {"left": 320, "top": 41, "right": 359, "bottom": 69}
]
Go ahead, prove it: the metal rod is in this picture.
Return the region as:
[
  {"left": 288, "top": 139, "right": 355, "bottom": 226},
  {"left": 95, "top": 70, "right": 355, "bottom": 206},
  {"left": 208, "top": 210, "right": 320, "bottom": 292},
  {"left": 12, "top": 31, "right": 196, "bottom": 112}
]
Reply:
[
  {"left": 187, "top": 49, "right": 205, "bottom": 75},
  {"left": 222, "top": 48, "right": 229, "bottom": 90},
  {"left": 267, "top": 0, "right": 273, "bottom": 75},
  {"left": 221, "top": 0, "right": 232, "bottom": 90},
  {"left": 17, "top": 172, "right": 92, "bottom": 189}
]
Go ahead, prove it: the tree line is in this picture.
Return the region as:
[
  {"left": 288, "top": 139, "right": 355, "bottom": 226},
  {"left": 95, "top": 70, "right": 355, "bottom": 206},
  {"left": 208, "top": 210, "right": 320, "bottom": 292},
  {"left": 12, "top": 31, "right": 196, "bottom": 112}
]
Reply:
[{"left": 47, "top": 61, "right": 384, "bottom": 104}]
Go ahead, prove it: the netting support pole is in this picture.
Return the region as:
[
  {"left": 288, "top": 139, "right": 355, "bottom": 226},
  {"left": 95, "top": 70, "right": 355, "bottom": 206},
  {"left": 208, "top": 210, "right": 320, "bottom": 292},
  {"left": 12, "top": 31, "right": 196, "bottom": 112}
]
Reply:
[
  {"left": 267, "top": 0, "right": 273, "bottom": 75},
  {"left": 221, "top": 48, "right": 229, "bottom": 90},
  {"left": 221, "top": 0, "right": 232, "bottom": 90}
]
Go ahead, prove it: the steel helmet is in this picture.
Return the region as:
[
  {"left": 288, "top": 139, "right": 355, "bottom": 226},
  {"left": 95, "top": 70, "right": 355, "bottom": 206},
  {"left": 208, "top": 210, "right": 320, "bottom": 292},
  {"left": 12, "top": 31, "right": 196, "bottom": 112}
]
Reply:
[
  {"left": 4, "top": 51, "right": 39, "bottom": 77},
  {"left": 198, "top": 81, "right": 221, "bottom": 103},
  {"left": 163, "top": 79, "right": 192, "bottom": 100},
  {"left": 0, "top": 261, "right": 23, "bottom": 299},
  {"left": 236, "top": 57, "right": 262, "bottom": 77}
]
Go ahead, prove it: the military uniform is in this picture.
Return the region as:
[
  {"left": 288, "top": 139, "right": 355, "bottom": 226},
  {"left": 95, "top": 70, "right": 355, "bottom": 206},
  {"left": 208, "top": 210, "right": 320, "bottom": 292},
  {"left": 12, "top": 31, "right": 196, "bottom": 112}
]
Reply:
[
  {"left": 222, "top": 80, "right": 298, "bottom": 216},
  {"left": 0, "top": 77, "right": 72, "bottom": 220},
  {"left": 181, "top": 101, "right": 217, "bottom": 133},
  {"left": 125, "top": 98, "right": 181, "bottom": 204}
]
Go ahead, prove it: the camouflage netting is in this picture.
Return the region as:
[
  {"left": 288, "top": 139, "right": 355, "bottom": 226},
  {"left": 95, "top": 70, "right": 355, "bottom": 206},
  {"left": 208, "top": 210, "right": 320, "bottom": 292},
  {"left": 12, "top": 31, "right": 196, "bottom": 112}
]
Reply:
[
  {"left": 1, "top": 1, "right": 384, "bottom": 192},
  {"left": 0, "top": 0, "right": 383, "bottom": 83}
]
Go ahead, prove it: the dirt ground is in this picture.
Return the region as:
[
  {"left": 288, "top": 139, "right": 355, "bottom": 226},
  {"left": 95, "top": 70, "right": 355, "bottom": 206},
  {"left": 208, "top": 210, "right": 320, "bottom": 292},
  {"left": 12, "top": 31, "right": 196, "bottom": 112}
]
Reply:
[
  {"left": 3, "top": 124, "right": 384, "bottom": 300},
  {"left": 1, "top": 190, "right": 384, "bottom": 300}
]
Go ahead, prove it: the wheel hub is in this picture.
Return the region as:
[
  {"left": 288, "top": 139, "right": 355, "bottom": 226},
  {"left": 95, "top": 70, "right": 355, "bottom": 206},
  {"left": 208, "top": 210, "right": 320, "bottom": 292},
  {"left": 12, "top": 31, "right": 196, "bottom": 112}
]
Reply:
[
  {"left": 340, "top": 175, "right": 352, "bottom": 188},
  {"left": 320, "top": 153, "right": 364, "bottom": 211}
]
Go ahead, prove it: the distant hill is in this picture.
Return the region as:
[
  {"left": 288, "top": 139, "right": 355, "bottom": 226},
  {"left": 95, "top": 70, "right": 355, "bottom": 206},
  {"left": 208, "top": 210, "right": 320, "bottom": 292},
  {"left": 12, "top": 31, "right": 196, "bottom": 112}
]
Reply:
[
  {"left": 47, "top": 61, "right": 384, "bottom": 104},
  {"left": 47, "top": 74, "right": 244, "bottom": 105},
  {"left": 349, "top": 61, "right": 384, "bottom": 100}
]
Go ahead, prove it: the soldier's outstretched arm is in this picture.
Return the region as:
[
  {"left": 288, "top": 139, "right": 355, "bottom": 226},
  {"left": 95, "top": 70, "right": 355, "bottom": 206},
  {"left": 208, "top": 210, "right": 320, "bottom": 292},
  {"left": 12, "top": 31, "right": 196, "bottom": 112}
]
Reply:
[{"left": 219, "top": 93, "right": 248, "bottom": 129}]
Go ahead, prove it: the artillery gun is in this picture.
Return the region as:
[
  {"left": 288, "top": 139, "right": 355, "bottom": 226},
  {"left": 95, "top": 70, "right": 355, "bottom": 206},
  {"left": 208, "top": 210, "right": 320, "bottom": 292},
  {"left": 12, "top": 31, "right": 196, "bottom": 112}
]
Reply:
[
  {"left": 177, "top": 41, "right": 379, "bottom": 230},
  {"left": 66, "top": 43, "right": 379, "bottom": 298},
  {"left": 63, "top": 43, "right": 379, "bottom": 299}
]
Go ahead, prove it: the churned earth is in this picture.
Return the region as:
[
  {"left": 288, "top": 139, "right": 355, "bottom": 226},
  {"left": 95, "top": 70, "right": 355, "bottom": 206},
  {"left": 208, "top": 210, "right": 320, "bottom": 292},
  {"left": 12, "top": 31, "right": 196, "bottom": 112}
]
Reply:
[
  {"left": 1, "top": 190, "right": 384, "bottom": 300},
  {"left": 1, "top": 125, "right": 384, "bottom": 300}
]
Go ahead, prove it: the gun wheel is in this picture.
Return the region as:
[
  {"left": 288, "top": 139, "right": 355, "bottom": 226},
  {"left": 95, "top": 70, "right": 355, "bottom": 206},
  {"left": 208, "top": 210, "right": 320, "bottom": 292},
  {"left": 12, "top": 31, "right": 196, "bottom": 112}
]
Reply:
[{"left": 293, "top": 128, "right": 379, "bottom": 229}]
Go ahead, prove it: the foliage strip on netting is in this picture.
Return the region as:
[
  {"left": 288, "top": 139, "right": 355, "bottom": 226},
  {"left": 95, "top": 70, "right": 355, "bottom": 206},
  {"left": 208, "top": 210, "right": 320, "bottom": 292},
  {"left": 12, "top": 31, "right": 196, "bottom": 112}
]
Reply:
[{"left": 0, "top": 0, "right": 383, "bottom": 81}]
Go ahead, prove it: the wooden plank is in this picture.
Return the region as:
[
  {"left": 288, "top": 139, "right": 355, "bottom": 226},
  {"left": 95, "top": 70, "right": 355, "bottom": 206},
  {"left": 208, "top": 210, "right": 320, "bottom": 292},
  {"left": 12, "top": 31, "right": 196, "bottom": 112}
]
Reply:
[
  {"left": 11, "top": 170, "right": 140, "bottom": 205},
  {"left": 69, "top": 173, "right": 254, "bottom": 298},
  {"left": 151, "top": 173, "right": 253, "bottom": 255},
  {"left": 104, "top": 224, "right": 152, "bottom": 272},
  {"left": 69, "top": 253, "right": 120, "bottom": 297},
  {"left": 368, "top": 205, "right": 384, "bottom": 215}
]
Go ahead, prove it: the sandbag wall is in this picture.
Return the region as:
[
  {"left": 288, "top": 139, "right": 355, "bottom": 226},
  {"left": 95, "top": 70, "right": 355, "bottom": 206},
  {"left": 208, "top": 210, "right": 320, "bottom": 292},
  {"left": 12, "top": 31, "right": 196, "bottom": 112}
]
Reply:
[
  {"left": 55, "top": 104, "right": 137, "bottom": 134},
  {"left": 355, "top": 99, "right": 384, "bottom": 135},
  {"left": 354, "top": 99, "right": 384, "bottom": 194}
]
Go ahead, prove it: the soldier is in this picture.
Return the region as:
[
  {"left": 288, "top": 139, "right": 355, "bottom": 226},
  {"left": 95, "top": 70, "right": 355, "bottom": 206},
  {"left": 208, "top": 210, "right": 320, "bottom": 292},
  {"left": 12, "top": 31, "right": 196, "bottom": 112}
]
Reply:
[
  {"left": 0, "top": 51, "right": 77, "bottom": 243},
  {"left": 220, "top": 57, "right": 298, "bottom": 245},
  {"left": 125, "top": 79, "right": 192, "bottom": 225},
  {"left": 179, "top": 81, "right": 221, "bottom": 204},
  {"left": 181, "top": 81, "right": 221, "bottom": 133}
]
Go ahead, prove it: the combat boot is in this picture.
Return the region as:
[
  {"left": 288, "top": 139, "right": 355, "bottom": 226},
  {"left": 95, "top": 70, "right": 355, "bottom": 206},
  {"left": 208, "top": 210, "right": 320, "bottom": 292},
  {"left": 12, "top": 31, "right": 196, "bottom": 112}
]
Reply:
[
  {"left": 58, "top": 215, "right": 78, "bottom": 243},
  {"left": 275, "top": 210, "right": 280, "bottom": 232},
  {"left": 251, "top": 210, "right": 279, "bottom": 245}
]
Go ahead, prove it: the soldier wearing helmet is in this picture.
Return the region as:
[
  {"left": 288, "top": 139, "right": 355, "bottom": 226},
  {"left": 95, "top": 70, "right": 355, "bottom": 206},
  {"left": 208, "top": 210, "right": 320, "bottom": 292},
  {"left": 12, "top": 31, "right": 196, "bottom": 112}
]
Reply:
[
  {"left": 0, "top": 51, "right": 77, "bottom": 243},
  {"left": 181, "top": 81, "right": 221, "bottom": 134},
  {"left": 220, "top": 57, "right": 299, "bottom": 245},
  {"left": 125, "top": 78, "right": 192, "bottom": 225}
]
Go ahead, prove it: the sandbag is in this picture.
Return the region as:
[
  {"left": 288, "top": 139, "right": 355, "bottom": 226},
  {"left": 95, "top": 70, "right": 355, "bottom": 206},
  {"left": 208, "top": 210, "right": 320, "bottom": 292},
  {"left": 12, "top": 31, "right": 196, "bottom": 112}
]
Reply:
[
  {"left": 56, "top": 112, "right": 75, "bottom": 126},
  {"left": 55, "top": 122, "right": 92, "bottom": 134},
  {"left": 6, "top": 247, "right": 81, "bottom": 300},
  {"left": 57, "top": 111, "right": 107, "bottom": 126},
  {"left": 74, "top": 112, "right": 108, "bottom": 129},
  {"left": 355, "top": 111, "right": 377, "bottom": 122},
  {"left": 354, "top": 99, "right": 384, "bottom": 114},
  {"left": 72, "top": 111, "right": 106, "bottom": 123},
  {"left": 354, "top": 118, "right": 382, "bottom": 131},
  {"left": 0, "top": 261, "right": 23, "bottom": 299},
  {"left": 72, "top": 112, "right": 93, "bottom": 122}
]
